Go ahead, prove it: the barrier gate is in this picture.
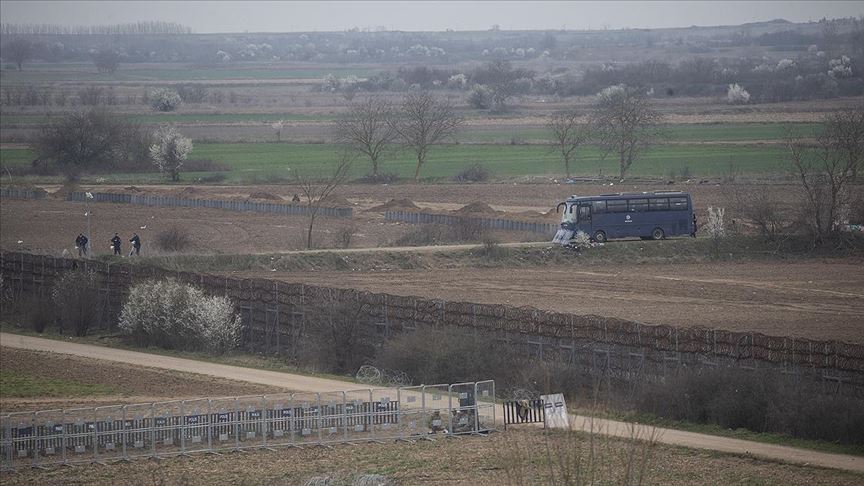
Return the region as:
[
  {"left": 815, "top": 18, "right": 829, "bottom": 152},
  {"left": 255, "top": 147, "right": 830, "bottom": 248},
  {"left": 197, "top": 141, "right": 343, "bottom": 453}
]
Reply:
[{"left": 1, "top": 380, "right": 495, "bottom": 471}]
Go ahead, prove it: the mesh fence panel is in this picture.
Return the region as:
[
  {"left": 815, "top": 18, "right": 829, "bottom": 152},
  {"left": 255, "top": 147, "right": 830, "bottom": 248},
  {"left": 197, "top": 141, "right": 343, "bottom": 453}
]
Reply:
[
  {"left": 123, "top": 403, "right": 153, "bottom": 459},
  {"left": 449, "top": 383, "right": 478, "bottom": 435},
  {"left": 475, "top": 381, "right": 496, "bottom": 433},
  {"left": 63, "top": 407, "right": 95, "bottom": 464},
  {"left": 235, "top": 395, "right": 266, "bottom": 450},
  {"left": 370, "top": 388, "right": 399, "bottom": 440},
  {"left": 319, "top": 391, "right": 347, "bottom": 444},
  {"left": 398, "top": 386, "right": 426, "bottom": 438},
  {"left": 291, "top": 392, "right": 321, "bottom": 446},
  {"left": 181, "top": 398, "right": 210, "bottom": 454},
  {"left": 263, "top": 393, "right": 295, "bottom": 448},
  {"left": 209, "top": 397, "right": 239, "bottom": 450},
  {"left": 423, "top": 384, "right": 453, "bottom": 435},
  {"left": 94, "top": 405, "right": 125, "bottom": 462},
  {"left": 33, "top": 409, "right": 65, "bottom": 467},
  {"left": 151, "top": 401, "right": 183, "bottom": 456},
  {"left": 344, "top": 389, "right": 374, "bottom": 442}
]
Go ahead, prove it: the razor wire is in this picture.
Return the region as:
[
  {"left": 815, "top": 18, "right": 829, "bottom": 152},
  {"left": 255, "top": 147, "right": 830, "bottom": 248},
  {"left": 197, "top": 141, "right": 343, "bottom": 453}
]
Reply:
[{"left": 0, "top": 380, "right": 495, "bottom": 471}]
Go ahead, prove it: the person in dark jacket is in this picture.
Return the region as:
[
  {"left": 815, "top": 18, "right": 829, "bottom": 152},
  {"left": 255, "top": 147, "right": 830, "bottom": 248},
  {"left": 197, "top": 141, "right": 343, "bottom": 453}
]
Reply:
[
  {"left": 129, "top": 233, "right": 141, "bottom": 256},
  {"left": 75, "top": 233, "right": 87, "bottom": 256},
  {"left": 111, "top": 233, "right": 122, "bottom": 255}
]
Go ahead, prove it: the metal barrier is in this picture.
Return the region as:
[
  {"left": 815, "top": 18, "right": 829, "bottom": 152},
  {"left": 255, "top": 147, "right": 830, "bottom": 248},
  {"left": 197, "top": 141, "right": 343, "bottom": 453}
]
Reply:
[
  {"left": 0, "top": 380, "right": 495, "bottom": 471},
  {"left": 502, "top": 399, "right": 546, "bottom": 430}
]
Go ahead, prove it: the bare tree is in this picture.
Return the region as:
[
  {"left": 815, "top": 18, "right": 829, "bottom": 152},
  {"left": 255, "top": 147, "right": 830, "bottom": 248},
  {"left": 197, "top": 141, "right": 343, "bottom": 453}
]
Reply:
[
  {"left": 294, "top": 151, "right": 354, "bottom": 249},
  {"left": 547, "top": 111, "right": 592, "bottom": 179},
  {"left": 787, "top": 107, "right": 864, "bottom": 245},
  {"left": 6, "top": 38, "right": 32, "bottom": 70},
  {"left": 335, "top": 96, "right": 396, "bottom": 178},
  {"left": 392, "top": 91, "right": 463, "bottom": 182},
  {"left": 591, "top": 85, "right": 666, "bottom": 180}
]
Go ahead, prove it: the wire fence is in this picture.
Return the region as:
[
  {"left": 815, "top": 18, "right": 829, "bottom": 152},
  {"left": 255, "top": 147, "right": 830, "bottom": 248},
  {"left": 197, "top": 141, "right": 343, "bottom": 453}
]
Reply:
[
  {"left": 0, "top": 380, "right": 496, "bottom": 471},
  {"left": 0, "top": 187, "right": 47, "bottom": 201},
  {"left": 2, "top": 251, "right": 863, "bottom": 396},
  {"left": 384, "top": 210, "right": 558, "bottom": 235},
  {"left": 64, "top": 191, "right": 353, "bottom": 218}
]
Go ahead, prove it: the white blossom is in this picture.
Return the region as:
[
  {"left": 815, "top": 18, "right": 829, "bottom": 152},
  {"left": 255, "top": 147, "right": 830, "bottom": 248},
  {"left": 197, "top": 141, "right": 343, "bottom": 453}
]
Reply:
[
  {"left": 726, "top": 83, "right": 750, "bottom": 104},
  {"left": 150, "top": 126, "right": 192, "bottom": 181}
]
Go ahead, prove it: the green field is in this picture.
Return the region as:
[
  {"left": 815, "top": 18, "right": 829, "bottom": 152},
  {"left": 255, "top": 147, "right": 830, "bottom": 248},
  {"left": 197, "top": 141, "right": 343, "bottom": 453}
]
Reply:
[
  {"left": 1, "top": 141, "right": 789, "bottom": 184},
  {"left": 0, "top": 64, "right": 377, "bottom": 83},
  {"left": 0, "top": 369, "right": 115, "bottom": 397}
]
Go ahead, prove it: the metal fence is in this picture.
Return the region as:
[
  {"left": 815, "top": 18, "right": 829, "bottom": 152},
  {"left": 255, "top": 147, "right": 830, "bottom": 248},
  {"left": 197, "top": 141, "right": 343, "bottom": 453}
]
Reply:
[
  {"left": 0, "top": 187, "right": 47, "bottom": 201},
  {"left": 64, "top": 191, "right": 353, "bottom": 218},
  {"left": 0, "top": 380, "right": 495, "bottom": 471},
  {"left": 384, "top": 210, "right": 558, "bottom": 235}
]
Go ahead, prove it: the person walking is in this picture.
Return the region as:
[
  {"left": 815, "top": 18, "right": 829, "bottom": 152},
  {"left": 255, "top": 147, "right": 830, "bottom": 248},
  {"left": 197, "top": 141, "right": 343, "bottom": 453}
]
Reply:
[
  {"left": 129, "top": 233, "right": 141, "bottom": 256},
  {"left": 111, "top": 233, "right": 122, "bottom": 256}
]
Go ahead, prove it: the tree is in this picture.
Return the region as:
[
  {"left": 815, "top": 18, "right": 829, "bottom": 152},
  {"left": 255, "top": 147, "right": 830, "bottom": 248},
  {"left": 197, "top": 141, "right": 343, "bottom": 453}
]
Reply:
[
  {"left": 335, "top": 96, "right": 396, "bottom": 178},
  {"left": 150, "top": 126, "right": 193, "bottom": 181},
  {"left": 786, "top": 107, "right": 864, "bottom": 245},
  {"left": 293, "top": 151, "right": 354, "bottom": 249},
  {"left": 472, "top": 60, "right": 529, "bottom": 112},
  {"left": 591, "top": 84, "right": 666, "bottom": 180},
  {"left": 272, "top": 120, "right": 285, "bottom": 142},
  {"left": 149, "top": 88, "right": 181, "bottom": 112},
  {"left": 6, "top": 38, "right": 32, "bottom": 70},
  {"left": 547, "top": 111, "right": 592, "bottom": 178},
  {"left": 93, "top": 49, "right": 120, "bottom": 74},
  {"left": 34, "top": 109, "right": 140, "bottom": 177},
  {"left": 392, "top": 91, "right": 463, "bottom": 181}
]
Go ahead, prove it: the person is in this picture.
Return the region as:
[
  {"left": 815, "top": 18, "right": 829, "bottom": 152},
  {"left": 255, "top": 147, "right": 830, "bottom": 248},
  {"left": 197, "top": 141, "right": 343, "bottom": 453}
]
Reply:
[
  {"left": 111, "top": 233, "right": 122, "bottom": 256},
  {"left": 691, "top": 213, "right": 698, "bottom": 238},
  {"left": 79, "top": 233, "right": 88, "bottom": 256},
  {"left": 75, "top": 233, "right": 87, "bottom": 257},
  {"left": 129, "top": 233, "right": 141, "bottom": 256},
  {"left": 291, "top": 193, "right": 301, "bottom": 203}
]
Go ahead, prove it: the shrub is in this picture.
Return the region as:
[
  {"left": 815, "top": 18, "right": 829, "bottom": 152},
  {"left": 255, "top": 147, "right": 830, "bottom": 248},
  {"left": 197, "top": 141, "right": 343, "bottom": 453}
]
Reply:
[
  {"left": 473, "top": 239, "right": 510, "bottom": 260},
  {"left": 154, "top": 226, "right": 192, "bottom": 252},
  {"left": 176, "top": 84, "right": 208, "bottom": 103},
  {"left": 119, "top": 279, "right": 241, "bottom": 354},
  {"left": 356, "top": 172, "right": 399, "bottom": 184},
  {"left": 394, "top": 225, "right": 448, "bottom": 246},
  {"left": 25, "top": 294, "right": 55, "bottom": 333},
  {"left": 467, "top": 84, "right": 491, "bottom": 109},
  {"left": 452, "top": 163, "right": 491, "bottom": 182},
  {"left": 726, "top": 83, "right": 751, "bottom": 104},
  {"left": 52, "top": 270, "right": 105, "bottom": 336},
  {"left": 149, "top": 88, "right": 181, "bottom": 112}
]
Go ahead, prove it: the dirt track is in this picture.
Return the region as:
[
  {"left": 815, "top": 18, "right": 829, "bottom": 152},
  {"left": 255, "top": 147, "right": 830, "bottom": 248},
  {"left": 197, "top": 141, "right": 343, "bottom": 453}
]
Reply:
[
  {"left": 2, "top": 332, "right": 862, "bottom": 473},
  {"left": 248, "top": 260, "right": 864, "bottom": 343}
]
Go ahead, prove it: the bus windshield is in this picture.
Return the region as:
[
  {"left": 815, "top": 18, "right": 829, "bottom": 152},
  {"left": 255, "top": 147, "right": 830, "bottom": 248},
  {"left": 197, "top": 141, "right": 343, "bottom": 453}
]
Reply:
[{"left": 561, "top": 202, "right": 575, "bottom": 223}]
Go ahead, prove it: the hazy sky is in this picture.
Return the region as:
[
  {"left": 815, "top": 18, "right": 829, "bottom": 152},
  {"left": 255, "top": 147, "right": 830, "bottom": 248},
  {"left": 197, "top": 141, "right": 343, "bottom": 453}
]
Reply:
[{"left": 2, "top": 1, "right": 862, "bottom": 33}]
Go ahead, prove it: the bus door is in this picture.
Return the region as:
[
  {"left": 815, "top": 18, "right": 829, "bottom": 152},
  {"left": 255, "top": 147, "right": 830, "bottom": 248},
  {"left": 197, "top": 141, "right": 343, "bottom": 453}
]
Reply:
[{"left": 577, "top": 204, "right": 592, "bottom": 234}]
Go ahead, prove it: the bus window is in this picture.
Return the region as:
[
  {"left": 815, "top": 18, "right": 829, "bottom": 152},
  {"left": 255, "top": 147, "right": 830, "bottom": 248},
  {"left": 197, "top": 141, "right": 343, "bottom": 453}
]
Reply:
[
  {"left": 670, "top": 197, "right": 688, "bottom": 210},
  {"left": 607, "top": 200, "right": 627, "bottom": 213},
  {"left": 592, "top": 200, "right": 606, "bottom": 213},
  {"left": 578, "top": 205, "right": 591, "bottom": 221},
  {"left": 628, "top": 199, "right": 648, "bottom": 212},
  {"left": 649, "top": 198, "right": 669, "bottom": 211},
  {"left": 561, "top": 203, "right": 575, "bottom": 223}
]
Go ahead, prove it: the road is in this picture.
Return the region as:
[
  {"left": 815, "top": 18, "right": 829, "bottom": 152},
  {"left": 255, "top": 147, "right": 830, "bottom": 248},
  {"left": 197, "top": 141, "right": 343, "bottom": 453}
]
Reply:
[{"left": 2, "top": 332, "right": 862, "bottom": 473}]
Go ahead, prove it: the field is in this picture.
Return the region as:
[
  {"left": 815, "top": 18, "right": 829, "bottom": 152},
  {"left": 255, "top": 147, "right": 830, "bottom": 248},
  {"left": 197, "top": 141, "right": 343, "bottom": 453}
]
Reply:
[{"left": 0, "top": 347, "right": 281, "bottom": 413}]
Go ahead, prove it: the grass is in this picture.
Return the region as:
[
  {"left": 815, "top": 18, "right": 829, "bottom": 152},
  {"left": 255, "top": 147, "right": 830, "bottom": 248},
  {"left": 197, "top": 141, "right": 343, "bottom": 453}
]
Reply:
[
  {"left": 0, "top": 369, "right": 115, "bottom": 398},
  {"left": 1, "top": 141, "right": 791, "bottom": 184},
  {"left": 593, "top": 408, "right": 864, "bottom": 457},
  {"left": 0, "top": 113, "right": 336, "bottom": 126}
]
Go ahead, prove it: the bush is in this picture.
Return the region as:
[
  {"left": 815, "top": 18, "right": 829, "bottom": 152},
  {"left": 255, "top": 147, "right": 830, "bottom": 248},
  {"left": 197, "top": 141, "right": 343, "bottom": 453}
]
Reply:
[
  {"left": 472, "top": 239, "right": 510, "bottom": 260},
  {"left": 176, "top": 84, "right": 208, "bottom": 103},
  {"left": 452, "top": 163, "right": 491, "bottom": 182},
  {"left": 149, "top": 88, "right": 181, "bottom": 112},
  {"left": 154, "top": 226, "right": 192, "bottom": 252},
  {"left": 25, "top": 294, "right": 55, "bottom": 333},
  {"left": 726, "top": 83, "right": 751, "bottom": 104},
  {"left": 119, "top": 278, "right": 241, "bottom": 354},
  {"left": 467, "top": 84, "right": 491, "bottom": 109},
  {"left": 356, "top": 172, "right": 399, "bottom": 184},
  {"left": 52, "top": 270, "right": 105, "bottom": 336}
]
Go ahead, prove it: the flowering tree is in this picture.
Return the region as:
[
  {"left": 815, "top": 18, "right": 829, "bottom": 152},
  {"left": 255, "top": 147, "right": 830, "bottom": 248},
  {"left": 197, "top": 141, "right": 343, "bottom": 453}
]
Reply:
[
  {"left": 150, "top": 126, "right": 192, "bottom": 181},
  {"left": 272, "top": 120, "right": 285, "bottom": 142},
  {"left": 726, "top": 83, "right": 750, "bottom": 104},
  {"left": 149, "top": 87, "right": 181, "bottom": 112},
  {"left": 119, "top": 278, "right": 241, "bottom": 354}
]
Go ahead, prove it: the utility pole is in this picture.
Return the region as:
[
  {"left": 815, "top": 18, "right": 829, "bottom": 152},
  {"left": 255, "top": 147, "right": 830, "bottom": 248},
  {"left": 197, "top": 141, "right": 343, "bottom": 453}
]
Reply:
[{"left": 85, "top": 192, "right": 94, "bottom": 257}]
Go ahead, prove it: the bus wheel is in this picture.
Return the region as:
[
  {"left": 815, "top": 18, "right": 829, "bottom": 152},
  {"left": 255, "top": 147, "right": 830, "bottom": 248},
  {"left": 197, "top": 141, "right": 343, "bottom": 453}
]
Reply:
[
  {"left": 592, "top": 231, "right": 607, "bottom": 243},
  {"left": 651, "top": 228, "right": 665, "bottom": 240}
]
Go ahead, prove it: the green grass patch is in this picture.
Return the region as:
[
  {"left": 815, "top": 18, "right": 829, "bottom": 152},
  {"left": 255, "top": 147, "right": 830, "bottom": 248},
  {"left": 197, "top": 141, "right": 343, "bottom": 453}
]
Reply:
[{"left": 0, "top": 369, "right": 115, "bottom": 398}]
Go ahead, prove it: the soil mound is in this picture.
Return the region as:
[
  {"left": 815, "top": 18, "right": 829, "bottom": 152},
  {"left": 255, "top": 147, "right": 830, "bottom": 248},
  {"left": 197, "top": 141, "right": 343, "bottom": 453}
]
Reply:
[
  {"left": 455, "top": 201, "right": 499, "bottom": 215},
  {"left": 366, "top": 198, "right": 420, "bottom": 212},
  {"left": 173, "top": 186, "right": 202, "bottom": 198},
  {"left": 124, "top": 186, "right": 143, "bottom": 193},
  {"left": 320, "top": 194, "right": 353, "bottom": 206},
  {"left": 50, "top": 184, "right": 77, "bottom": 199},
  {"left": 247, "top": 191, "right": 283, "bottom": 201}
]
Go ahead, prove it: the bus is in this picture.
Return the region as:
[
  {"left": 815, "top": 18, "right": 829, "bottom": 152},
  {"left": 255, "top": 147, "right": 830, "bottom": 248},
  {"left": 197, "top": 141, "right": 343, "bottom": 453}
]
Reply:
[{"left": 552, "top": 191, "right": 695, "bottom": 244}]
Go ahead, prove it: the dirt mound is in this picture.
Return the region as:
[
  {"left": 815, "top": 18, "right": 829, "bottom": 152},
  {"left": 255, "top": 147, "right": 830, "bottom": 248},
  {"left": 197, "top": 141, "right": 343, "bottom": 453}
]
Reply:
[
  {"left": 454, "top": 201, "right": 499, "bottom": 215},
  {"left": 4, "top": 184, "right": 48, "bottom": 195},
  {"left": 247, "top": 191, "right": 283, "bottom": 201},
  {"left": 124, "top": 186, "right": 143, "bottom": 193},
  {"left": 366, "top": 198, "right": 420, "bottom": 212},
  {"left": 320, "top": 194, "right": 353, "bottom": 207},
  {"left": 50, "top": 184, "right": 77, "bottom": 199},
  {"left": 172, "top": 186, "right": 202, "bottom": 198}
]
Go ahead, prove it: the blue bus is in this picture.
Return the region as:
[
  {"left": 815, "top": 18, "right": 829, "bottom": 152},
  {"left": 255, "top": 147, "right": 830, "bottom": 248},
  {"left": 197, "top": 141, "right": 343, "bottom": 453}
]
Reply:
[{"left": 552, "top": 191, "right": 696, "bottom": 244}]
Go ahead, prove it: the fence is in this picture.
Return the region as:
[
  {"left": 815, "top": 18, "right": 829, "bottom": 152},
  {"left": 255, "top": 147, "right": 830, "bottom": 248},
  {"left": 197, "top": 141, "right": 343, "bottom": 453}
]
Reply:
[
  {"left": 0, "top": 381, "right": 495, "bottom": 471},
  {"left": 63, "top": 191, "right": 353, "bottom": 218},
  {"left": 385, "top": 210, "right": 558, "bottom": 236},
  {"left": 2, "top": 251, "right": 863, "bottom": 395},
  {"left": 0, "top": 187, "right": 47, "bottom": 201}
]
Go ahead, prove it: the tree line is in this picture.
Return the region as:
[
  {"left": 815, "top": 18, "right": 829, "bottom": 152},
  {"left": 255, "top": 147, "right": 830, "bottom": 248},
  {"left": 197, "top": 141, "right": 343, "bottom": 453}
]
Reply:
[{"left": 0, "top": 21, "right": 192, "bottom": 35}]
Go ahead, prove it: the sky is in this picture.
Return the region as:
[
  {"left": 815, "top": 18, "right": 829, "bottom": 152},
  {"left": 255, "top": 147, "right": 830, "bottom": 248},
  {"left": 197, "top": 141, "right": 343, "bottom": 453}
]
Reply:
[{"left": 1, "top": 1, "right": 862, "bottom": 33}]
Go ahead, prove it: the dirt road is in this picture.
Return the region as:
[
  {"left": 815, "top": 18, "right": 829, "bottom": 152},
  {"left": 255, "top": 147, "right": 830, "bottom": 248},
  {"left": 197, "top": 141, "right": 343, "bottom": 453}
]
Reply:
[{"left": 2, "top": 332, "right": 862, "bottom": 473}]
